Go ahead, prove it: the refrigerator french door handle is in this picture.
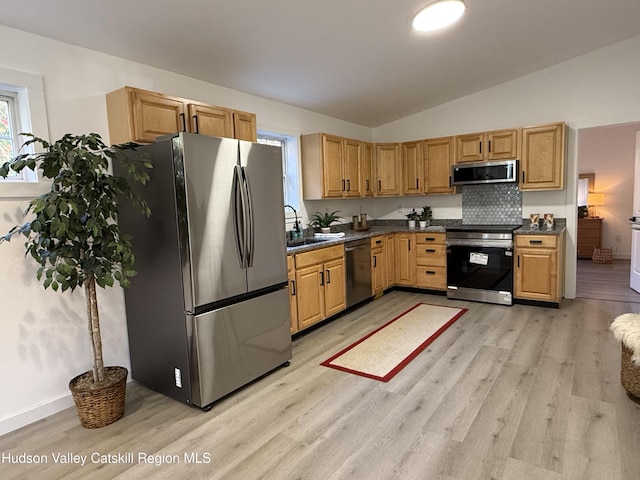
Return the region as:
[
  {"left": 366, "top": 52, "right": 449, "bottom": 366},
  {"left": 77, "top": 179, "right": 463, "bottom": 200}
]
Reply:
[
  {"left": 241, "top": 166, "right": 255, "bottom": 268},
  {"left": 233, "top": 165, "right": 248, "bottom": 268}
]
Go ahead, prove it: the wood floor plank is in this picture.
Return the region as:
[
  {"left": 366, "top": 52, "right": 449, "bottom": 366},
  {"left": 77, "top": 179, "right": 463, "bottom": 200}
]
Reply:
[
  {"left": 501, "top": 457, "right": 561, "bottom": 480},
  {"left": 561, "top": 395, "right": 623, "bottom": 480},
  {"left": 509, "top": 353, "right": 573, "bottom": 473}
]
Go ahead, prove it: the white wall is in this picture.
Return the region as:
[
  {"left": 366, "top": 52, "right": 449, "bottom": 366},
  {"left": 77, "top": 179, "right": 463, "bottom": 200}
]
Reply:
[
  {"left": 578, "top": 122, "right": 640, "bottom": 259},
  {"left": 374, "top": 34, "right": 640, "bottom": 301},
  {"left": 0, "top": 25, "right": 370, "bottom": 436}
]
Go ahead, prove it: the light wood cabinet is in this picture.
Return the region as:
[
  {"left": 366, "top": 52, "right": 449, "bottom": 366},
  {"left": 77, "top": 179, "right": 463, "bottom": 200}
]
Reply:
[
  {"left": 514, "top": 233, "right": 565, "bottom": 304},
  {"left": 344, "top": 138, "right": 363, "bottom": 197},
  {"left": 106, "top": 86, "right": 257, "bottom": 145},
  {"left": 287, "top": 255, "right": 298, "bottom": 334},
  {"left": 370, "top": 236, "right": 385, "bottom": 296},
  {"left": 395, "top": 233, "right": 415, "bottom": 286},
  {"left": 232, "top": 110, "right": 258, "bottom": 142},
  {"left": 520, "top": 122, "right": 566, "bottom": 190},
  {"left": 188, "top": 103, "right": 233, "bottom": 138},
  {"left": 402, "top": 141, "right": 423, "bottom": 195},
  {"left": 295, "top": 263, "right": 325, "bottom": 330},
  {"left": 414, "top": 233, "right": 446, "bottom": 290},
  {"left": 577, "top": 217, "right": 603, "bottom": 258},
  {"left": 423, "top": 136, "right": 455, "bottom": 194},
  {"left": 384, "top": 233, "right": 395, "bottom": 288},
  {"left": 293, "top": 245, "right": 346, "bottom": 331},
  {"left": 375, "top": 143, "right": 402, "bottom": 196},
  {"left": 455, "top": 129, "right": 519, "bottom": 163},
  {"left": 362, "top": 142, "right": 375, "bottom": 197},
  {"left": 301, "top": 133, "right": 362, "bottom": 199}
]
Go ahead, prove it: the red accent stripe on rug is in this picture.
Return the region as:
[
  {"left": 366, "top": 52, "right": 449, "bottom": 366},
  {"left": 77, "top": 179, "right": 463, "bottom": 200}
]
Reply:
[{"left": 320, "top": 303, "right": 467, "bottom": 382}]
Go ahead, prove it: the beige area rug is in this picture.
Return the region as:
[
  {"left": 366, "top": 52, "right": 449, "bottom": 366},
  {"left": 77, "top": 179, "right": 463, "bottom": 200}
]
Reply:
[{"left": 321, "top": 303, "right": 467, "bottom": 382}]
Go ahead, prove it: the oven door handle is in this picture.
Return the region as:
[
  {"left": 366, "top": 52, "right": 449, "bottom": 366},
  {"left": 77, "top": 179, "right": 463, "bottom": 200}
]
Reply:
[{"left": 446, "top": 240, "right": 513, "bottom": 249}]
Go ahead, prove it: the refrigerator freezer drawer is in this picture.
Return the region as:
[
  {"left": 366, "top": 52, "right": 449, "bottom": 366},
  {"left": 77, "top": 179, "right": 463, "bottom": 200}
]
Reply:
[{"left": 190, "top": 288, "right": 292, "bottom": 407}]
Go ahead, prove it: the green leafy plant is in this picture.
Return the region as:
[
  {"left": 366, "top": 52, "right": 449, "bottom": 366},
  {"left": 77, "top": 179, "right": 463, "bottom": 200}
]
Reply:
[
  {"left": 309, "top": 210, "right": 342, "bottom": 228},
  {"left": 406, "top": 209, "right": 419, "bottom": 221},
  {"left": 0, "top": 133, "right": 151, "bottom": 385},
  {"left": 418, "top": 205, "right": 432, "bottom": 221}
]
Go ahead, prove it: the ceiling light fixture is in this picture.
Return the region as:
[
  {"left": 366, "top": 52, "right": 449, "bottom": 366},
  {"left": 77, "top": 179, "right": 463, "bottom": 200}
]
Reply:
[{"left": 412, "top": 0, "right": 466, "bottom": 32}]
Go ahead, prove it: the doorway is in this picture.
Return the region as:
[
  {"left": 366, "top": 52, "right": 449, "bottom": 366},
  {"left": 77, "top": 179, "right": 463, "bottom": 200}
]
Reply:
[{"left": 576, "top": 121, "right": 640, "bottom": 303}]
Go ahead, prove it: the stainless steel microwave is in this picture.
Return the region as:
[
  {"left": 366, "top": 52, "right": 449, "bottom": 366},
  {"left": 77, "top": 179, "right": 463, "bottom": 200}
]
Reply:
[{"left": 451, "top": 159, "right": 518, "bottom": 186}]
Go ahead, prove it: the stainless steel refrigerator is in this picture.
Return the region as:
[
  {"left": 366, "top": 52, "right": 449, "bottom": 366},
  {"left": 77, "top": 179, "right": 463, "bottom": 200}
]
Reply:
[{"left": 114, "top": 132, "right": 291, "bottom": 409}]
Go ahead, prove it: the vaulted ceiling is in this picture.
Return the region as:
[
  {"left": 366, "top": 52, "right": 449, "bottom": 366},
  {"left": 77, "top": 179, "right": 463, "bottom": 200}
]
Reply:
[{"left": 2, "top": 0, "right": 640, "bottom": 127}]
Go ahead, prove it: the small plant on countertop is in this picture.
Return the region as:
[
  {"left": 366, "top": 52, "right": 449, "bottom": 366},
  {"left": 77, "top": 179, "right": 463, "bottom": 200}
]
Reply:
[
  {"left": 406, "top": 209, "right": 419, "bottom": 221},
  {"left": 309, "top": 210, "right": 342, "bottom": 229},
  {"left": 418, "top": 205, "right": 432, "bottom": 221}
]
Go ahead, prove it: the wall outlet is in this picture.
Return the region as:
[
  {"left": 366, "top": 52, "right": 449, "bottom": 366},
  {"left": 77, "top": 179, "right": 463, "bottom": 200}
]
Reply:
[{"left": 615, "top": 235, "right": 622, "bottom": 242}]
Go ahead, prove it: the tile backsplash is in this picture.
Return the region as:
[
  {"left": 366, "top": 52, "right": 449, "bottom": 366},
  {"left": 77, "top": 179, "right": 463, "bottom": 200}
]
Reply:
[{"left": 462, "top": 183, "right": 522, "bottom": 225}]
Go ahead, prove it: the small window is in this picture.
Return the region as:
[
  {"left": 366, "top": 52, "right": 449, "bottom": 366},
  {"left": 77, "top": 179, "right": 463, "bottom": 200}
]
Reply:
[
  {"left": 257, "top": 131, "right": 300, "bottom": 212},
  {"left": 0, "top": 91, "right": 35, "bottom": 181},
  {"left": 0, "top": 68, "right": 49, "bottom": 197}
]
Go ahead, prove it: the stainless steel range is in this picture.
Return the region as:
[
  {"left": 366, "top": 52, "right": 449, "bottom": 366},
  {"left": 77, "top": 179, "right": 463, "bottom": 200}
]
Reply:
[{"left": 446, "top": 225, "right": 520, "bottom": 305}]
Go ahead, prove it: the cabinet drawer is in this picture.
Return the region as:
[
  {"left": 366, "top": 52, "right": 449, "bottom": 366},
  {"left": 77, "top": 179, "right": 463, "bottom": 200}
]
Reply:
[
  {"left": 515, "top": 235, "right": 558, "bottom": 249},
  {"left": 415, "top": 267, "right": 446, "bottom": 290},
  {"left": 287, "top": 255, "right": 295, "bottom": 272},
  {"left": 295, "top": 244, "right": 344, "bottom": 268},
  {"left": 416, "top": 244, "right": 446, "bottom": 266},
  {"left": 370, "top": 236, "right": 385, "bottom": 248},
  {"left": 415, "top": 233, "right": 445, "bottom": 245}
]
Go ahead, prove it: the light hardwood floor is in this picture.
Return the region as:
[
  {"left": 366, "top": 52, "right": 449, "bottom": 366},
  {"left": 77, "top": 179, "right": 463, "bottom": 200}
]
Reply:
[
  {"left": 1, "top": 291, "right": 640, "bottom": 480},
  {"left": 576, "top": 258, "right": 640, "bottom": 303}
]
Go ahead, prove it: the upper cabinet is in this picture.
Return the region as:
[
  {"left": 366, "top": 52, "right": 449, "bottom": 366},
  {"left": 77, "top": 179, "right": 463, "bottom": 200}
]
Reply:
[
  {"left": 187, "top": 103, "right": 233, "bottom": 138},
  {"left": 106, "top": 86, "right": 257, "bottom": 145},
  {"left": 375, "top": 143, "right": 402, "bottom": 196},
  {"left": 301, "top": 133, "right": 363, "bottom": 199},
  {"left": 402, "top": 141, "right": 423, "bottom": 195},
  {"left": 423, "top": 136, "right": 455, "bottom": 194},
  {"left": 520, "top": 122, "right": 566, "bottom": 191},
  {"left": 455, "top": 129, "right": 519, "bottom": 163},
  {"left": 362, "top": 142, "right": 375, "bottom": 197}
]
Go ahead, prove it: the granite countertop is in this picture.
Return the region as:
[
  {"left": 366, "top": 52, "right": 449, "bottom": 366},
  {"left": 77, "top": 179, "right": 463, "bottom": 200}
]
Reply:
[{"left": 286, "top": 219, "right": 566, "bottom": 255}]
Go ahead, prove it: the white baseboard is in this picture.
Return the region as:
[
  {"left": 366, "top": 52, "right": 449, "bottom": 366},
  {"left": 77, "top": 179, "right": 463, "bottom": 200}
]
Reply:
[{"left": 0, "top": 394, "right": 75, "bottom": 437}]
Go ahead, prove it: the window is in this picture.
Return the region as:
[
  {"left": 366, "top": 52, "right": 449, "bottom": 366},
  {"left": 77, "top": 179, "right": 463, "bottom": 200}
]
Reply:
[
  {"left": 257, "top": 130, "right": 300, "bottom": 211},
  {"left": 0, "top": 91, "right": 35, "bottom": 182},
  {"left": 0, "top": 68, "right": 49, "bottom": 197}
]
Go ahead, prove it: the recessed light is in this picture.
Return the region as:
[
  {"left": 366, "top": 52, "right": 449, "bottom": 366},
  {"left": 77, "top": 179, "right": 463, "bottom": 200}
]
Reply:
[{"left": 412, "top": 0, "right": 466, "bottom": 32}]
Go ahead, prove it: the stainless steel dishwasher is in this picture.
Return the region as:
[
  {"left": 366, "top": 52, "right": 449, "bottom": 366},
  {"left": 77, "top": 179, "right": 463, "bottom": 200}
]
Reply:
[{"left": 345, "top": 239, "right": 372, "bottom": 308}]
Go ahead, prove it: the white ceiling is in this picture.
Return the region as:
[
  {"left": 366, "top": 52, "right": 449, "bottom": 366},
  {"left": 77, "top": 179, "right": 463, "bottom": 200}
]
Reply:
[{"left": 2, "top": 0, "right": 640, "bottom": 127}]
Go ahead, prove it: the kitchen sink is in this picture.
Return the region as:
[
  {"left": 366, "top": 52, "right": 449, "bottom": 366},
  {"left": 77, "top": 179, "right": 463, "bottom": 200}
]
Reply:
[{"left": 286, "top": 237, "right": 331, "bottom": 247}]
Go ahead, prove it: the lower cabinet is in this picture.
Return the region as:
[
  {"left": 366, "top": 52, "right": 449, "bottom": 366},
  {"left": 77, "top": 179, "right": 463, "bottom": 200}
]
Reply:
[
  {"left": 371, "top": 236, "right": 385, "bottom": 295},
  {"left": 394, "top": 232, "right": 447, "bottom": 290},
  {"left": 290, "top": 245, "right": 346, "bottom": 332},
  {"left": 384, "top": 233, "right": 395, "bottom": 288},
  {"left": 414, "top": 233, "right": 447, "bottom": 290},
  {"left": 395, "top": 233, "right": 416, "bottom": 286},
  {"left": 514, "top": 233, "right": 565, "bottom": 304},
  {"left": 287, "top": 256, "right": 298, "bottom": 334}
]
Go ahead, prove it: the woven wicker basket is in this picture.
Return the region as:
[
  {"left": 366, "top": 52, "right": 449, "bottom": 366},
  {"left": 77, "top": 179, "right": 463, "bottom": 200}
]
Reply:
[
  {"left": 620, "top": 346, "right": 640, "bottom": 398},
  {"left": 592, "top": 247, "right": 613, "bottom": 264},
  {"left": 69, "top": 366, "right": 127, "bottom": 429}
]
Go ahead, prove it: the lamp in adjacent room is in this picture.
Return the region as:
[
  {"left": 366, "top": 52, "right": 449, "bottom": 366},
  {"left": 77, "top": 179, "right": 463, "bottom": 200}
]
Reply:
[
  {"left": 587, "top": 192, "right": 605, "bottom": 217},
  {"left": 412, "top": 0, "right": 466, "bottom": 32}
]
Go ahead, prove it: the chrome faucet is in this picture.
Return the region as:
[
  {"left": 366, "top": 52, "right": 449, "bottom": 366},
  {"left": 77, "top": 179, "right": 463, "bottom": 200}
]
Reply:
[{"left": 284, "top": 204, "right": 301, "bottom": 239}]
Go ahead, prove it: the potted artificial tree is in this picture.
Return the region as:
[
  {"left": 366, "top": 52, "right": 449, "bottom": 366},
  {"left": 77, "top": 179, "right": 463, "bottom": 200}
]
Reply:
[
  {"left": 418, "top": 205, "right": 432, "bottom": 229},
  {"left": 310, "top": 210, "right": 342, "bottom": 233},
  {"left": 0, "top": 133, "right": 151, "bottom": 429}
]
